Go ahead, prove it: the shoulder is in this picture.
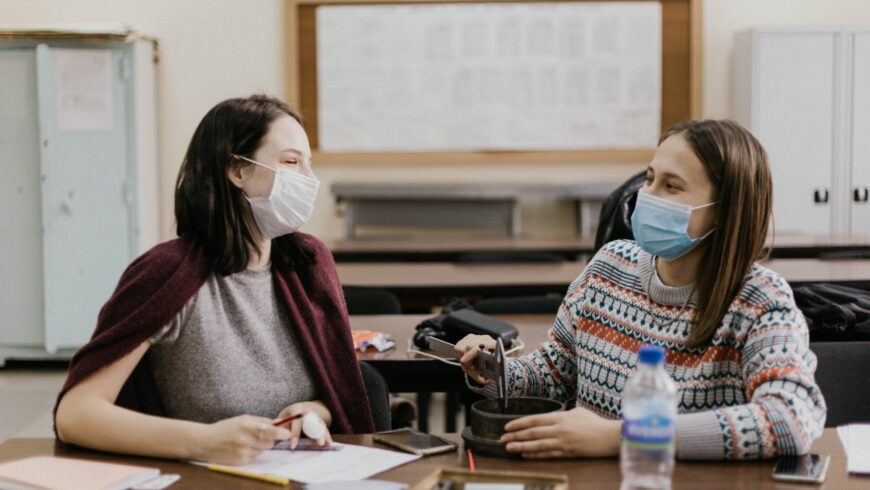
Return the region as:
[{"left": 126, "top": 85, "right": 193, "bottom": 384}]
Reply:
[
  {"left": 738, "top": 262, "right": 798, "bottom": 311},
  {"left": 566, "top": 239, "right": 644, "bottom": 298},
  {"left": 123, "top": 238, "right": 199, "bottom": 276},
  {"left": 582, "top": 239, "right": 644, "bottom": 280},
  {"left": 294, "top": 232, "right": 332, "bottom": 256}
]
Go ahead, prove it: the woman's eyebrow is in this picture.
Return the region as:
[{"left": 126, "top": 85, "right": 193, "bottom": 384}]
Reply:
[
  {"left": 278, "top": 148, "right": 305, "bottom": 158},
  {"left": 654, "top": 169, "right": 688, "bottom": 183}
]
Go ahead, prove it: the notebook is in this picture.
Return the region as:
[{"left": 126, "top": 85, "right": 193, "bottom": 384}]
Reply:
[{"left": 0, "top": 456, "right": 160, "bottom": 490}]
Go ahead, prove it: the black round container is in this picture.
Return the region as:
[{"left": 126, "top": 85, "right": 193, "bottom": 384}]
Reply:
[{"left": 462, "top": 397, "right": 564, "bottom": 459}]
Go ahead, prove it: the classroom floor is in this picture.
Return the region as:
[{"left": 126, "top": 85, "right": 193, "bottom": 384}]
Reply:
[{"left": 0, "top": 366, "right": 450, "bottom": 443}]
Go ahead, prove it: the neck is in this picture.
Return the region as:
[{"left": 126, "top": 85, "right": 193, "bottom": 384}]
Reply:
[
  {"left": 656, "top": 245, "right": 705, "bottom": 287},
  {"left": 248, "top": 236, "right": 272, "bottom": 269}
]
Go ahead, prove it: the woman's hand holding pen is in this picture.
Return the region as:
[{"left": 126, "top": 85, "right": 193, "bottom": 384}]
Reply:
[
  {"left": 198, "top": 414, "right": 291, "bottom": 465},
  {"left": 455, "top": 334, "right": 497, "bottom": 384},
  {"left": 275, "top": 400, "right": 333, "bottom": 448}
]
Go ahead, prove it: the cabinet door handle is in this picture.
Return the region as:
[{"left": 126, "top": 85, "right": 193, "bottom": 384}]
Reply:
[
  {"left": 813, "top": 188, "right": 829, "bottom": 204},
  {"left": 854, "top": 186, "right": 869, "bottom": 203}
]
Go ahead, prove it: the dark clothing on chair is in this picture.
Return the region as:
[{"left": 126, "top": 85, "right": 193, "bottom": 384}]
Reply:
[{"left": 593, "top": 170, "right": 646, "bottom": 254}]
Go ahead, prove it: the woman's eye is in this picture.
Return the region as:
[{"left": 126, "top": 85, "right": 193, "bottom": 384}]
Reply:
[{"left": 666, "top": 182, "right": 680, "bottom": 191}]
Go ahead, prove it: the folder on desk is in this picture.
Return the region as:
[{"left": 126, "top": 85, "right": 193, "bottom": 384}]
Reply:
[{"left": 0, "top": 456, "right": 159, "bottom": 490}]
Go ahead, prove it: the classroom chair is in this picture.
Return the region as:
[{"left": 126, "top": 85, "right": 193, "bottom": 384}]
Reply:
[
  {"left": 810, "top": 341, "right": 870, "bottom": 426},
  {"left": 359, "top": 361, "right": 391, "bottom": 432},
  {"left": 593, "top": 170, "right": 646, "bottom": 254},
  {"left": 342, "top": 286, "right": 402, "bottom": 315}
]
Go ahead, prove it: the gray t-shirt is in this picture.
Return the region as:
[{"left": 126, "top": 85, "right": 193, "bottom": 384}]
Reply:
[{"left": 146, "top": 265, "right": 317, "bottom": 424}]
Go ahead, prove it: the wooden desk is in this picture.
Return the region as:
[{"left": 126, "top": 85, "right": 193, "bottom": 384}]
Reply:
[
  {"left": 330, "top": 236, "right": 595, "bottom": 262},
  {"left": 337, "top": 258, "right": 870, "bottom": 311},
  {"left": 329, "top": 233, "right": 870, "bottom": 262},
  {"left": 1, "top": 430, "right": 865, "bottom": 489},
  {"left": 353, "top": 314, "right": 551, "bottom": 393}
]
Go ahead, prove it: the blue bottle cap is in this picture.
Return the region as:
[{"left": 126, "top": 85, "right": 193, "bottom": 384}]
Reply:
[{"left": 638, "top": 345, "right": 665, "bottom": 365}]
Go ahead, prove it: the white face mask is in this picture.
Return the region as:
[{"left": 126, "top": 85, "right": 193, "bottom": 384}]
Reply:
[{"left": 234, "top": 154, "right": 320, "bottom": 239}]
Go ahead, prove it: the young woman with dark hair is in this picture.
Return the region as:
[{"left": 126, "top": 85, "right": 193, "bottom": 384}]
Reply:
[
  {"left": 54, "top": 95, "right": 374, "bottom": 464},
  {"left": 457, "top": 120, "right": 826, "bottom": 460}
]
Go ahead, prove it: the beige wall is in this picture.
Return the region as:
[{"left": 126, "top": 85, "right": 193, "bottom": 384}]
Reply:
[
  {"left": 5, "top": 0, "right": 870, "bottom": 243},
  {"left": 702, "top": 0, "right": 870, "bottom": 118}
]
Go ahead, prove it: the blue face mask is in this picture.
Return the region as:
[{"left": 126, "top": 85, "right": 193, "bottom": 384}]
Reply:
[{"left": 630, "top": 191, "right": 718, "bottom": 260}]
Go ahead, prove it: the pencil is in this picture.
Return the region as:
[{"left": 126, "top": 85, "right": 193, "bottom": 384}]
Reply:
[
  {"left": 467, "top": 449, "right": 476, "bottom": 472},
  {"left": 272, "top": 412, "right": 305, "bottom": 427},
  {"left": 208, "top": 464, "right": 289, "bottom": 485}
]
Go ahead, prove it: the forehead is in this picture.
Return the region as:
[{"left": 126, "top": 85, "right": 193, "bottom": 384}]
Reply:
[
  {"left": 649, "top": 133, "right": 707, "bottom": 183},
  {"left": 259, "top": 114, "right": 310, "bottom": 156}
]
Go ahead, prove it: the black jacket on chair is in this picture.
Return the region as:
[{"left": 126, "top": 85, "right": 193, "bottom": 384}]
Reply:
[{"left": 593, "top": 170, "right": 646, "bottom": 255}]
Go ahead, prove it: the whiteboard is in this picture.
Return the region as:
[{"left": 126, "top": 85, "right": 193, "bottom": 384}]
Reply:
[{"left": 316, "top": 2, "right": 661, "bottom": 152}]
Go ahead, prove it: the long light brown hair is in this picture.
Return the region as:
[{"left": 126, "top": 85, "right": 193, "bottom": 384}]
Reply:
[{"left": 661, "top": 120, "right": 773, "bottom": 348}]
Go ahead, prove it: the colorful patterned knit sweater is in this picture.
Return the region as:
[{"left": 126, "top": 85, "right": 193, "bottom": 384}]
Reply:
[{"left": 493, "top": 239, "right": 826, "bottom": 460}]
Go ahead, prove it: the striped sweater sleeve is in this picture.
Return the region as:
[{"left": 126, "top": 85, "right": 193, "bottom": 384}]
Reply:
[
  {"left": 501, "top": 276, "right": 586, "bottom": 407},
  {"left": 677, "top": 302, "right": 826, "bottom": 460}
]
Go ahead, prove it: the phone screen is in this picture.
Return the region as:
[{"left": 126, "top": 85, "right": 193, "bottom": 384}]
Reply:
[
  {"left": 373, "top": 429, "right": 457, "bottom": 454},
  {"left": 772, "top": 454, "right": 829, "bottom": 482}
]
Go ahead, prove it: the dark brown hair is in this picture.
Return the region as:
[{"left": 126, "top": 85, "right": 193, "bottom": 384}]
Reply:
[
  {"left": 660, "top": 120, "right": 773, "bottom": 348},
  {"left": 175, "top": 95, "right": 315, "bottom": 275}
]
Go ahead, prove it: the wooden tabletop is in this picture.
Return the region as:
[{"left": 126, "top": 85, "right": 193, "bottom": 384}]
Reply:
[
  {"left": 337, "top": 258, "right": 870, "bottom": 289},
  {"left": 1, "top": 430, "right": 864, "bottom": 489},
  {"left": 329, "top": 233, "right": 870, "bottom": 261}
]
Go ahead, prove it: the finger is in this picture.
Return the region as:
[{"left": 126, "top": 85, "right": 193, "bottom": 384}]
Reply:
[
  {"left": 505, "top": 438, "right": 560, "bottom": 454},
  {"left": 289, "top": 418, "right": 303, "bottom": 449},
  {"left": 523, "top": 450, "right": 565, "bottom": 459},
  {"left": 504, "top": 413, "right": 558, "bottom": 432},
  {"left": 500, "top": 425, "right": 555, "bottom": 443},
  {"left": 460, "top": 350, "right": 487, "bottom": 383},
  {"left": 266, "top": 426, "right": 292, "bottom": 441},
  {"left": 325, "top": 431, "right": 333, "bottom": 445}
]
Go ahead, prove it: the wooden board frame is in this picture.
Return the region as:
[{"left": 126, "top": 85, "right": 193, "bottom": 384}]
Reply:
[{"left": 285, "top": 0, "right": 702, "bottom": 165}]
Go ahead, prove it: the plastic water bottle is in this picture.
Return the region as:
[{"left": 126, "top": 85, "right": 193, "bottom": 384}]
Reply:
[{"left": 620, "top": 345, "right": 678, "bottom": 490}]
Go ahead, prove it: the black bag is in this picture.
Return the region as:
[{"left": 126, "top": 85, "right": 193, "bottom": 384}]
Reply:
[
  {"left": 412, "top": 299, "right": 518, "bottom": 349},
  {"left": 793, "top": 283, "right": 870, "bottom": 341},
  {"left": 593, "top": 170, "right": 647, "bottom": 254}
]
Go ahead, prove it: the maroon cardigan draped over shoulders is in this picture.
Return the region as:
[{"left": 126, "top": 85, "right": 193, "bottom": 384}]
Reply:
[{"left": 54, "top": 233, "right": 374, "bottom": 435}]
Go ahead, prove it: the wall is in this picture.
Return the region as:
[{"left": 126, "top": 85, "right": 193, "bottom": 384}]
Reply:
[{"left": 4, "top": 0, "right": 870, "bottom": 243}]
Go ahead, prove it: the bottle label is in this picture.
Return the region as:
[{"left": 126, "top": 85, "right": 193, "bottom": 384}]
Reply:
[{"left": 622, "top": 415, "right": 675, "bottom": 454}]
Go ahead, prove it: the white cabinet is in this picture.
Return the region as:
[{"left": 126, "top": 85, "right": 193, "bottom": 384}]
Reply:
[
  {"left": 0, "top": 32, "right": 159, "bottom": 364},
  {"left": 733, "top": 27, "right": 870, "bottom": 235}
]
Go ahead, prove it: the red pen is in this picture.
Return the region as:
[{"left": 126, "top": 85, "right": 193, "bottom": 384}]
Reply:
[
  {"left": 272, "top": 412, "right": 305, "bottom": 427},
  {"left": 467, "top": 449, "right": 476, "bottom": 472}
]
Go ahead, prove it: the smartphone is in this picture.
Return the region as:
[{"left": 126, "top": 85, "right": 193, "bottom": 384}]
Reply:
[
  {"left": 771, "top": 454, "right": 830, "bottom": 483},
  {"left": 373, "top": 428, "right": 458, "bottom": 456}
]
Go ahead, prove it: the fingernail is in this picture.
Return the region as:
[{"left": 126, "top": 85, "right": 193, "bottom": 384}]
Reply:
[{"left": 291, "top": 438, "right": 298, "bottom": 450}]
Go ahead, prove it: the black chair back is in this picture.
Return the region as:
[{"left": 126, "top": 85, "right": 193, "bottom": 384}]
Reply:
[
  {"left": 810, "top": 341, "right": 870, "bottom": 426},
  {"left": 475, "top": 295, "right": 563, "bottom": 315},
  {"left": 593, "top": 170, "right": 646, "bottom": 254},
  {"left": 359, "top": 361, "right": 391, "bottom": 432},
  {"left": 342, "top": 286, "right": 401, "bottom": 315}
]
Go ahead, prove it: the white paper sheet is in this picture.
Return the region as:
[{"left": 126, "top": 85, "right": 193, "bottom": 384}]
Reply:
[
  {"left": 194, "top": 443, "right": 420, "bottom": 484},
  {"left": 316, "top": 2, "right": 661, "bottom": 152},
  {"left": 54, "top": 49, "right": 113, "bottom": 132},
  {"left": 838, "top": 424, "right": 870, "bottom": 474}
]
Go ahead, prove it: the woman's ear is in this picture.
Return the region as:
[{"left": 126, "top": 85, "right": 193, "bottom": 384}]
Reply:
[{"left": 227, "top": 161, "right": 246, "bottom": 190}]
